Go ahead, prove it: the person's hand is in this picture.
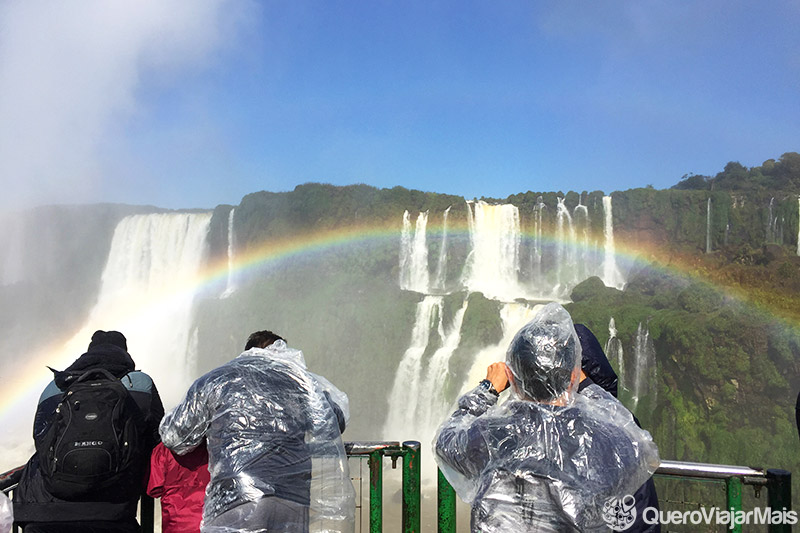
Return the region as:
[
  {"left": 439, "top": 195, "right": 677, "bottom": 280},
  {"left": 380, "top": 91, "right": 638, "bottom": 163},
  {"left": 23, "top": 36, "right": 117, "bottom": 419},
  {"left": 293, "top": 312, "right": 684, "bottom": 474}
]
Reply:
[{"left": 486, "top": 362, "right": 510, "bottom": 393}]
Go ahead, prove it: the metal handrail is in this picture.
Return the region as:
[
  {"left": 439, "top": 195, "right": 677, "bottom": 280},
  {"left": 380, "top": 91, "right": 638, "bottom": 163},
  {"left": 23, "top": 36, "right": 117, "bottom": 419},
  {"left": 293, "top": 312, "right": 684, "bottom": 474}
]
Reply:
[{"left": 3, "top": 453, "right": 792, "bottom": 533}]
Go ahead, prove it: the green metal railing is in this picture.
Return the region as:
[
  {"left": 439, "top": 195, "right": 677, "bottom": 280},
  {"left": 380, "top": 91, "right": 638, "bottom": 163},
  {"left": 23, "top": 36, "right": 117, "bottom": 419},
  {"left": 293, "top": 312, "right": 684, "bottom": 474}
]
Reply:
[
  {"left": 345, "top": 440, "right": 421, "bottom": 533},
  {"left": 2, "top": 448, "right": 792, "bottom": 532}
]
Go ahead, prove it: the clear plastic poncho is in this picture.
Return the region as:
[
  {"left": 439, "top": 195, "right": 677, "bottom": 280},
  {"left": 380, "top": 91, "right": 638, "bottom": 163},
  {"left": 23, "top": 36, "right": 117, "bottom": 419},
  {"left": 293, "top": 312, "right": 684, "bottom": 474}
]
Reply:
[
  {"left": 0, "top": 491, "right": 12, "bottom": 533},
  {"left": 434, "top": 303, "right": 660, "bottom": 532},
  {"left": 160, "top": 340, "right": 355, "bottom": 533}
]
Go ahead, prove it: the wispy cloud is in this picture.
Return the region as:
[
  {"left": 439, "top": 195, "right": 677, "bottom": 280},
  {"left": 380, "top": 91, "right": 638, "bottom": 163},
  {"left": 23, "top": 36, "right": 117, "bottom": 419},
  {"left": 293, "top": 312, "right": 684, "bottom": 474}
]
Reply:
[{"left": 0, "top": 0, "right": 256, "bottom": 210}]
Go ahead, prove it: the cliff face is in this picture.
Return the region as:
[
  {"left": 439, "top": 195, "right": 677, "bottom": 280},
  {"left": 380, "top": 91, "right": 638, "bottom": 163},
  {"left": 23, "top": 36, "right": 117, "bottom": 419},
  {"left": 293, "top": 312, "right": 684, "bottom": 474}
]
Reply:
[{"left": 3, "top": 182, "right": 800, "bottom": 488}]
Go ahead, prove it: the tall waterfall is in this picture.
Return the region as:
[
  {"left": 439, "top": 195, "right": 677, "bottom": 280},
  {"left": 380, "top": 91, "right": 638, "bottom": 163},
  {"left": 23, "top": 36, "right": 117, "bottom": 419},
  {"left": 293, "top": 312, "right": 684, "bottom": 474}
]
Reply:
[
  {"left": 632, "top": 321, "right": 657, "bottom": 409},
  {"left": 767, "top": 197, "right": 778, "bottom": 243},
  {"left": 531, "top": 197, "right": 545, "bottom": 287},
  {"left": 385, "top": 296, "right": 443, "bottom": 433},
  {"left": 432, "top": 207, "right": 451, "bottom": 291},
  {"left": 462, "top": 201, "right": 521, "bottom": 301},
  {"left": 555, "top": 198, "right": 577, "bottom": 298},
  {"left": 602, "top": 196, "right": 625, "bottom": 290},
  {"left": 88, "top": 213, "right": 212, "bottom": 406},
  {"left": 605, "top": 317, "right": 624, "bottom": 382},
  {"left": 706, "top": 198, "right": 712, "bottom": 254},
  {"left": 399, "top": 210, "right": 430, "bottom": 293},
  {"left": 221, "top": 208, "right": 237, "bottom": 298},
  {"left": 574, "top": 196, "right": 590, "bottom": 282}
]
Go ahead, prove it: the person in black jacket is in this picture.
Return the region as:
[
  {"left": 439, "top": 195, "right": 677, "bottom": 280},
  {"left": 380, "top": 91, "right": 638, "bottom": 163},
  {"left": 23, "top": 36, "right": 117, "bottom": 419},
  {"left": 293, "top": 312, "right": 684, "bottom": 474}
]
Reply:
[
  {"left": 14, "top": 330, "right": 164, "bottom": 533},
  {"left": 575, "top": 323, "right": 661, "bottom": 533}
]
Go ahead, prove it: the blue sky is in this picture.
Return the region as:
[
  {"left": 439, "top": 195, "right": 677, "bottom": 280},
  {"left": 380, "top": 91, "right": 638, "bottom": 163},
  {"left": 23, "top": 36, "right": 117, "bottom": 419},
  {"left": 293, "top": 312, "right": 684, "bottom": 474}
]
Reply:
[{"left": 1, "top": 1, "right": 799, "bottom": 210}]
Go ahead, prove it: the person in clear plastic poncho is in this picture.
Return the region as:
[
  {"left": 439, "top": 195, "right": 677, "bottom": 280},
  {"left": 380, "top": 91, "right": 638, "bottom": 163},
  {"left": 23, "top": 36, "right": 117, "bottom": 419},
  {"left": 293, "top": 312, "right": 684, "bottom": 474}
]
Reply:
[
  {"left": 159, "top": 331, "right": 355, "bottom": 533},
  {"left": 435, "top": 303, "right": 660, "bottom": 532}
]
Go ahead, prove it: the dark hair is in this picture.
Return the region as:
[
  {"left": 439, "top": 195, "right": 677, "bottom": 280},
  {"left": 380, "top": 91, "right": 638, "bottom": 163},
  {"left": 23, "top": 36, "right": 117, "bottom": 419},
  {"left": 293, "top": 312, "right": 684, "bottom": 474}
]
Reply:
[{"left": 245, "top": 330, "right": 285, "bottom": 350}]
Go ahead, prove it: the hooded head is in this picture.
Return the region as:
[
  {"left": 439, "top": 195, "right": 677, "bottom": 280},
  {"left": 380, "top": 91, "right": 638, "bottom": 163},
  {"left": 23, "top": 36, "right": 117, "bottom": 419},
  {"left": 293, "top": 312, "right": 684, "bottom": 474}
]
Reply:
[
  {"left": 88, "top": 330, "right": 128, "bottom": 351},
  {"left": 506, "top": 303, "right": 581, "bottom": 403}
]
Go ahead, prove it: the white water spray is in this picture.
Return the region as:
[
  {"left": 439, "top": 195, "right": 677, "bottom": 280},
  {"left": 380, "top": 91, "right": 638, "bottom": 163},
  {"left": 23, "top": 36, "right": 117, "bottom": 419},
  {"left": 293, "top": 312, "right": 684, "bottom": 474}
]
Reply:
[
  {"left": 432, "top": 207, "right": 451, "bottom": 291},
  {"left": 399, "top": 211, "right": 430, "bottom": 292},
  {"left": 221, "top": 208, "right": 237, "bottom": 298},
  {"left": 602, "top": 196, "right": 625, "bottom": 290},
  {"left": 706, "top": 198, "right": 712, "bottom": 254},
  {"left": 461, "top": 201, "right": 521, "bottom": 301}
]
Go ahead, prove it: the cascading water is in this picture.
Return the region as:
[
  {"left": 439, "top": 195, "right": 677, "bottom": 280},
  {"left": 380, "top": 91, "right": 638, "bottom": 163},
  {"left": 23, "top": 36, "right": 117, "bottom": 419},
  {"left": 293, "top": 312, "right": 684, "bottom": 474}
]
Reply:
[
  {"left": 461, "top": 201, "right": 521, "bottom": 301},
  {"left": 767, "top": 197, "right": 777, "bottom": 243},
  {"left": 602, "top": 196, "right": 625, "bottom": 290},
  {"left": 414, "top": 297, "right": 469, "bottom": 449},
  {"left": 221, "top": 208, "right": 237, "bottom": 298},
  {"left": 706, "top": 198, "right": 712, "bottom": 254},
  {"left": 632, "top": 321, "right": 657, "bottom": 410},
  {"left": 86, "top": 213, "right": 212, "bottom": 406},
  {"left": 531, "top": 197, "right": 545, "bottom": 287},
  {"left": 432, "top": 207, "right": 451, "bottom": 292},
  {"left": 399, "top": 210, "right": 430, "bottom": 293},
  {"left": 384, "top": 296, "right": 443, "bottom": 433},
  {"left": 554, "top": 197, "right": 578, "bottom": 298},
  {"left": 605, "top": 317, "right": 624, "bottom": 385},
  {"left": 1, "top": 212, "right": 212, "bottom": 464},
  {"left": 573, "top": 196, "right": 590, "bottom": 281}
]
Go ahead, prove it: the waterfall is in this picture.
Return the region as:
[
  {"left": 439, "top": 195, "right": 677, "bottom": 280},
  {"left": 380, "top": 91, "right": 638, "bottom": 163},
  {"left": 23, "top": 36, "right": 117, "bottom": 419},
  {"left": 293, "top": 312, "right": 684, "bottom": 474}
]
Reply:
[
  {"left": 86, "top": 213, "right": 212, "bottom": 406},
  {"left": 706, "top": 198, "right": 712, "bottom": 254},
  {"left": 461, "top": 201, "right": 521, "bottom": 301},
  {"left": 767, "top": 197, "right": 776, "bottom": 243},
  {"left": 555, "top": 198, "right": 577, "bottom": 298},
  {"left": 531, "top": 197, "right": 545, "bottom": 288},
  {"left": 399, "top": 211, "right": 430, "bottom": 292},
  {"left": 384, "top": 296, "right": 443, "bottom": 433},
  {"left": 601, "top": 196, "right": 625, "bottom": 290},
  {"left": 632, "top": 321, "right": 657, "bottom": 410},
  {"left": 432, "top": 207, "right": 451, "bottom": 291},
  {"left": 574, "top": 197, "right": 590, "bottom": 281},
  {"left": 605, "top": 317, "right": 624, "bottom": 386},
  {"left": 414, "top": 297, "right": 470, "bottom": 449},
  {"left": 221, "top": 208, "right": 237, "bottom": 298}
]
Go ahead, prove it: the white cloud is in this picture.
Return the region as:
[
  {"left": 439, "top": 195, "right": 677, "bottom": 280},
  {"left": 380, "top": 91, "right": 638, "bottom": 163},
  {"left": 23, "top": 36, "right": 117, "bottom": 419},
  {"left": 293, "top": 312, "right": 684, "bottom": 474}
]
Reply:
[{"left": 0, "top": 0, "right": 256, "bottom": 209}]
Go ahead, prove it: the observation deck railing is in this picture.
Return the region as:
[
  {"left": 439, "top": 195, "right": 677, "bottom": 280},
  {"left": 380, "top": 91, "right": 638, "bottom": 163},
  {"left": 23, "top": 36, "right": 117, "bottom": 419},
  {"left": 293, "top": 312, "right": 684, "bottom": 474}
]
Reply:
[{"left": 1, "top": 443, "right": 792, "bottom": 533}]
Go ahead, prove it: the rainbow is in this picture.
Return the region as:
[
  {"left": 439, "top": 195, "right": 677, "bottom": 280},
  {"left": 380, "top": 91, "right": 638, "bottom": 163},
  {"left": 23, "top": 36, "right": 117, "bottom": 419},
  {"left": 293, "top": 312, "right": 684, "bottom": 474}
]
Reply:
[{"left": 2, "top": 218, "right": 797, "bottom": 436}]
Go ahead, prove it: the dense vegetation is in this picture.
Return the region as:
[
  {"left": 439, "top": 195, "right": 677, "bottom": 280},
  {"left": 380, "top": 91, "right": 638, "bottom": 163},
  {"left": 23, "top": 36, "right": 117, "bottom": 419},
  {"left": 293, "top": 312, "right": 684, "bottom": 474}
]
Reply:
[{"left": 673, "top": 151, "right": 800, "bottom": 192}]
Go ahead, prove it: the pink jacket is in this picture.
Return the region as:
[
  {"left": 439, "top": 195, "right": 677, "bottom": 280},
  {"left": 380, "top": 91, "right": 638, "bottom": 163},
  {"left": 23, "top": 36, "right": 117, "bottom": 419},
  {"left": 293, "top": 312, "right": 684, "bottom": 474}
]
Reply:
[{"left": 147, "top": 442, "right": 210, "bottom": 533}]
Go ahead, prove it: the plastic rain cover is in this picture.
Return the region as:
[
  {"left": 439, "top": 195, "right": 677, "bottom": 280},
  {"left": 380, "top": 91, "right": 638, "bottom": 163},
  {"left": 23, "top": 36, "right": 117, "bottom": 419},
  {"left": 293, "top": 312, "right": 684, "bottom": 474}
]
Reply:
[
  {"left": 0, "top": 491, "right": 11, "bottom": 533},
  {"left": 434, "top": 303, "right": 660, "bottom": 532},
  {"left": 160, "top": 340, "right": 355, "bottom": 533}
]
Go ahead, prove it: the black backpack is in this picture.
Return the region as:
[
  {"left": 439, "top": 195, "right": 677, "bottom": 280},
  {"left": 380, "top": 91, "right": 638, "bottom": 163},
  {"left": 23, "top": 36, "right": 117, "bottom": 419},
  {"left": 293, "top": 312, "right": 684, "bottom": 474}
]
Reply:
[{"left": 36, "top": 368, "right": 146, "bottom": 501}]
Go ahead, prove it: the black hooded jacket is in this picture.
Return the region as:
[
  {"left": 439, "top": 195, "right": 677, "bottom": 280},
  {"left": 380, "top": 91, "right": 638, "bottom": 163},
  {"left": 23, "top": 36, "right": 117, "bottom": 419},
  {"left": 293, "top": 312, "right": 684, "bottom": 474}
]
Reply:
[
  {"left": 575, "top": 324, "right": 661, "bottom": 533},
  {"left": 14, "top": 340, "right": 164, "bottom": 525}
]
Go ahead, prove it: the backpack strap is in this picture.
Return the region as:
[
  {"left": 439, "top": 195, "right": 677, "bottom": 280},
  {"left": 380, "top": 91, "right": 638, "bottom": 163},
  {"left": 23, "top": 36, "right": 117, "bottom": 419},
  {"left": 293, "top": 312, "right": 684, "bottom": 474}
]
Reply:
[{"left": 71, "top": 368, "right": 119, "bottom": 385}]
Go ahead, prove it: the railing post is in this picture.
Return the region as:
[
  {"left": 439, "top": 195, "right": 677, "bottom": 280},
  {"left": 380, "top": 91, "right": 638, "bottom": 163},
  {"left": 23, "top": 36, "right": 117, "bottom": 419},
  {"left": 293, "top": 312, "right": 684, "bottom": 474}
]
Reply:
[
  {"left": 766, "top": 469, "right": 792, "bottom": 533},
  {"left": 725, "top": 476, "right": 743, "bottom": 533},
  {"left": 437, "top": 468, "right": 456, "bottom": 533},
  {"left": 369, "top": 450, "right": 383, "bottom": 533},
  {"left": 140, "top": 494, "right": 154, "bottom": 533},
  {"left": 402, "top": 441, "right": 420, "bottom": 533}
]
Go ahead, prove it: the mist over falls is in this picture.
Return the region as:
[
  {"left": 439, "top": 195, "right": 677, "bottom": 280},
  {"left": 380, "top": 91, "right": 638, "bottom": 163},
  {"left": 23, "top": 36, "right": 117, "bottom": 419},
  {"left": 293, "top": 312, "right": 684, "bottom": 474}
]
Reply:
[{"left": 2, "top": 183, "right": 800, "bottom": 494}]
